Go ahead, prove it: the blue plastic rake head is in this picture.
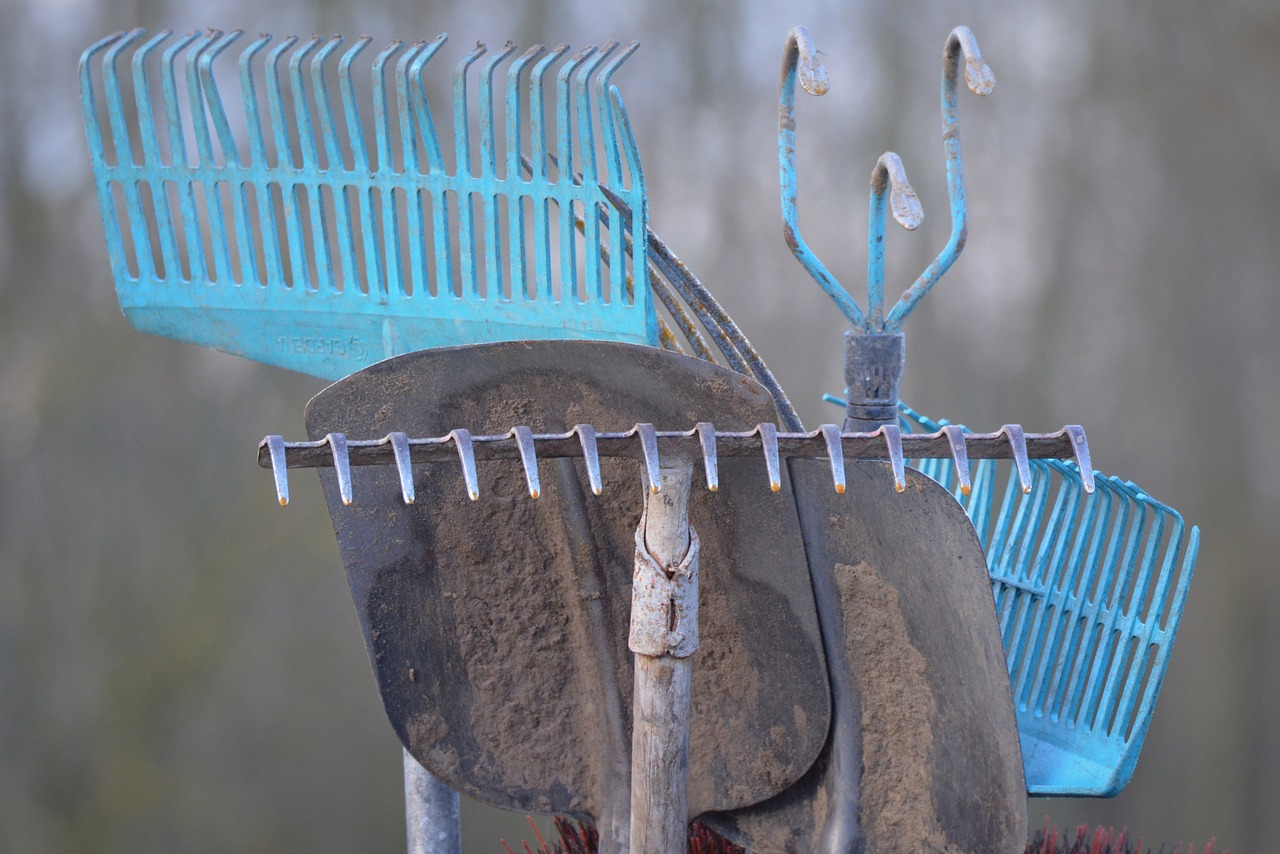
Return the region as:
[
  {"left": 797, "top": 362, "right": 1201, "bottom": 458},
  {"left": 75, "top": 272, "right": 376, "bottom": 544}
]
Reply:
[
  {"left": 79, "top": 29, "right": 655, "bottom": 381},
  {"left": 901, "top": 405, "right": 1200, "bottom": 796}
]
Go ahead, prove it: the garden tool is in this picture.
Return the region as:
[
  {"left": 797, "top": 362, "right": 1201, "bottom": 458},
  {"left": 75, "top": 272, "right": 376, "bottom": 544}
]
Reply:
[
  {"left": 296, "top": 340, "right": 831, "bottom": 853},
  {"left": 900, "top": 406, "right": 1200, "bottom": 797},
  {"left": 697, "top": 25, "right": 1029, "bottom": 852},
  {"left": 79, "top": 29, "right": 656, "bottom": 379}
]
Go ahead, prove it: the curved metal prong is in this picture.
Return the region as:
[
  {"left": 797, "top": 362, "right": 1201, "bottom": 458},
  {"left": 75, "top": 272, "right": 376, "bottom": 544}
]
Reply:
[
  {"left": 779, "top": 26, "right": 864, "bottom": 327},
  {"left": 877, "top": 424, "right": 906, "bottom": 493},
  {"left": 820, "top": 424, "right": 846, "bottom": 494},
  {"left": 867, "top": 152, "right": 923, "bottom": 326},
  {"left": 388, "top": 432, "right": 415, "bottom": 504},
  {"left": 512, "top": 426, "right": 541, "bottom": 499},
  {"left": 637, "top": 423, "right": 660, "bottom": 494},
  {"left": 940, "top": 424, "right": 972, "bottom": 495},
  {"left": 886, "top": 26, "right": 995, "bottom": 329},
  {"left": 695, "top": 422, "right": 719, "bottom": 492},
  {"left": 1065, "top": 425, "right": 1095, "bottom": 493},
  {"left": 575, "top": 424, "right": 603, "bottom": 495},
  {"left": 451, "top": 429, "right": 480, "bottom": 500},
  {"left": 1001, "top": 424, "right": 1032, "bottom": 494},
  {"left": 755, "top": 423, "right": 781, "bottom": 492},
  {"left": 265, "top": 435, "right": 290, "bottom": 505},
  {"left": 327, "top": 433, "right": 353, "bottom": 505}
]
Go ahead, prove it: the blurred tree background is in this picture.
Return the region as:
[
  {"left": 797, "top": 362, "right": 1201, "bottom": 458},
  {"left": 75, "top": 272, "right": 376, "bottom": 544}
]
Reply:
[{"left": 1, "top": 0, "right": 1274, "bottom": 850}]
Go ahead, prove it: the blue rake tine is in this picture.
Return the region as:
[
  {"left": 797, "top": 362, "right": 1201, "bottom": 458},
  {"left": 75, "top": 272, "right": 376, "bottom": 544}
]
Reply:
[
  {"left": 311, "top": 36, "right": 353, "bottom": 294},
  {"left": 199, "top": 30, "right": 257, "bottom": 286},
  {"left": 505, "top": 44, "right": 548, "bottom": 299},
  {"left": 573, "top": 41, "right": 618, "bottom": 303},
  {"left": 240, "top": 33, "right": 279, "bottom": 286},
  {"left": 885, "top": 26, "right": 995, "bottom": 329},
  {"left": 185, "top": 31, "right": 237, "bottom": 285},
  {"left": 555, "top": 45, "right": 598, "bottom": 303},
  {"left": 452, "top": 42, "right": 487, "bottom": 298},
  {"left": 130, "top": 31, "right": 181, "bottom": 281},
  {"left": 478, "top": 42, "right": 517, "bottom": 299},
  {"left": 371, "top": 40, "right": 409, "bottom": 304},
  {"left": 595, "top": 42, "right": 640, "bottom": 302},
  {"left": 405, "top": 36, "right": 450, "bottom": 296},
  {"left": 528, "top": 45, "right": 570, "bottom": 300},
  {"left": 397, "top": 38, "right": 445, "bottom": 299}
]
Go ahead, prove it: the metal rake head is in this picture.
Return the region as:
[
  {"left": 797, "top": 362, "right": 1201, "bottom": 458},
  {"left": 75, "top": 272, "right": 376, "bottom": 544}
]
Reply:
[
  {"left": 902, "top": 405, "right": 1199, "bottom": 796},
  {"left": 79, "top": 29, "right": 654, "bottom": 380}
]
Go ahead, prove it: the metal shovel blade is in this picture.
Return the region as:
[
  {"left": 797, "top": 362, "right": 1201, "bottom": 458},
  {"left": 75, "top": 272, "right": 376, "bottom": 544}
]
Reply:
[
  {"left": 704, "top": 461, "right": 1028, "bottom": 854},
  {"left": 304, "top": 341, "right": 829, "bottom": 836}
]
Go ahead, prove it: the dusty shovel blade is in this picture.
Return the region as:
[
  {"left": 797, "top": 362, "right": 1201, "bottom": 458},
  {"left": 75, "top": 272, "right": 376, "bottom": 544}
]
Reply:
[
  {"left": 304, "top": 341, "right": 829, "bottom": 822},
  {"left": 704, "top": 461, "right": 1028, "bottom": 854}
]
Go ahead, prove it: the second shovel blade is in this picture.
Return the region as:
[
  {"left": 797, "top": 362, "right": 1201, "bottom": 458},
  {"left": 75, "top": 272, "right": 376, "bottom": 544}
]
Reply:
[
  {"left": 705, "top": 461, "right": 1028, "bottom": 854},
  {"left": 305, "top": 341, "right": 829, "bottom": 826}
]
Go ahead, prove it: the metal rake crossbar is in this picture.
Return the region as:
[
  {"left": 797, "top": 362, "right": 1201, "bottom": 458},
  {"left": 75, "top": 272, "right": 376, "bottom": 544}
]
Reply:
[
  {"left": 80, "top": 29, "right": 654, "bottom": 377},
  {"left": 257, "top": 421, "right": 1092, "bottom": 506}
]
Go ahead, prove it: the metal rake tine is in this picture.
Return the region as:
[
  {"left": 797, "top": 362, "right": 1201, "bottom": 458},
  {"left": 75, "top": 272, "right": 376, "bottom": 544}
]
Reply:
[
  {"left": 326, "top": 432, "right": 353, "bottom": 505},
  {"left": 388, "top": 432, "right": 415, "bottom": 504},
  {"left": 820, "top": 424, "right": 846, "bottom": 494},
  {"left": 867, "top": 152, "right": 923, "bottom": 327},
  {"left": 1001, "top": 424, "right": 1033, "bottom": 494},
  {"left": 942, "top": 424, "right": 972, "bottom": 495},
  {"left": 574, "top": 424, "right": 603, "bottom": 495},
  {"left": 875, "top": 423, "right": 906, "bottom": 492},
  {"left": 1065, "top": 425, "right": 1095, "bottom": 493},
  {"left": 779, "top": 26, "right": 864, "bottom": 327},
  {"left": 886, "top": 26, "right": 995, "bottom": 329},
  {"left": 511, "top": 426, "right": 541, "bottom": 499},
  {"left": 757, "top": 423, "right": 782, "bottom": 492},
  {"left": 450, "top": 429, "right": 480, "bottom": 501},
  {"left": 637, "top": 423, "right": 661, "bottom": 494},
  {"left": 265, "top": 435, "right": 290, "bottom": 505},
  {"left": 696, "top": 422, "right": 719, "bottom": 492}
]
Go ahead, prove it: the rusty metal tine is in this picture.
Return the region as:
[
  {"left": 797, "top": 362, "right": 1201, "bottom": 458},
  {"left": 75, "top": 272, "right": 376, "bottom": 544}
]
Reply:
[
  {"left": 820, "top": 424, "right": 846, "bottom": 494},
  {"left": 575, "top": 424, "right": 603, "bottom": 495},
  {"left": 943, "top": 424, "right": 973, "bottom": 495},
  {"left": 1002, "top": 424, "right": 1033, "bottom": 494},
  {"left": 389, "top": 432, "right": 415, "bottom": 504},
  {"left": 877, "top": 423, "right": 906, "bottom": 493},
  {"left": 327, "top": 433, "right": 353, "bottom": 505},
  {"left": 696, "top": 422, "right": 719, "bottom": 492},
  {"left": 512, "top": 426, "right": 541, "bottom": 499},
  {"left": 1066, "top": 425, "right": 1095, "bottom": 493},
  {"left": 265, "top": 435, "right": 290, "bottom": 505},
  {"left": 758, "top": 423, "right": 782, "bottom": 492},
  {"left": 451, "top": 429, "right": 480, "bottom": 501},
  {"left": 637, "top": 423, "right": 661, "bottom": 494}
]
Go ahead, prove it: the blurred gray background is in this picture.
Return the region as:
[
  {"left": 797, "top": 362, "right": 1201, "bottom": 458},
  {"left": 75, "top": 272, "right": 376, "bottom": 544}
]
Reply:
[{"left": 1, "top": 0, "right": 1273, "bottom": 850}]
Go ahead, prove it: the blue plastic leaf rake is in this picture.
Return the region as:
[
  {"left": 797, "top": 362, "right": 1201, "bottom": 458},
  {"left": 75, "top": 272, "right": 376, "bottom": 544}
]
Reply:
[
  {"left": 901, "top": 406, "right": 1200, "bottom": 797},
  {"left": 79, "top": 29, "right": 656, "bottom": 380}
]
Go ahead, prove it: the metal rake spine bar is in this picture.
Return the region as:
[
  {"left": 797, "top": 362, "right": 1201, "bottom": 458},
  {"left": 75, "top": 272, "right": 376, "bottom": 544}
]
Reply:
[{"left": 257, "top": 422, "right": 1091, "bottom": 505}]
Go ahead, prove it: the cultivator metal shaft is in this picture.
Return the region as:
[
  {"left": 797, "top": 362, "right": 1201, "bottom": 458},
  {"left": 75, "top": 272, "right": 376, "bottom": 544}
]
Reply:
[{"left": 258, "top": 421, "right": 1092, "bottom": 506}]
